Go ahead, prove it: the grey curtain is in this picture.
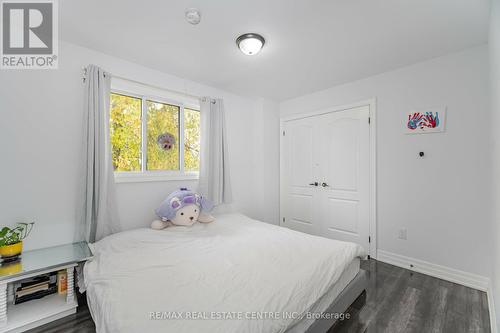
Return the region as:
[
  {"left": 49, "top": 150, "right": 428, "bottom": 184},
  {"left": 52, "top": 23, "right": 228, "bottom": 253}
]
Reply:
[
  {"left": 78, "top": 65, "right": 121, "bottom": 243},
  {"left": 198, "top": 98, "right": 232, "bottom": 205}
]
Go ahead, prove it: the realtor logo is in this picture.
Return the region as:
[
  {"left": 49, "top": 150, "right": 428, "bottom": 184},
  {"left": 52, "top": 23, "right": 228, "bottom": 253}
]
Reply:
[{"left": 1, "top": 0, "right": 58, "bottom": 69}]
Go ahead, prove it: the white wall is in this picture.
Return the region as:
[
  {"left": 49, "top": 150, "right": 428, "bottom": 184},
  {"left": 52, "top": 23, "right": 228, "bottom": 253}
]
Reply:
[
  {"left": 490, "top": 0, "right": 500, "bottom": 327},
  {"left": 251, "top": 98, "right": 280, "bottom": 224},
  {"left": 0, "top": 41, "right": 279, "bottom": 251},
  {"left": 280, "top": 45, "right": 492, "bottom": 278}
]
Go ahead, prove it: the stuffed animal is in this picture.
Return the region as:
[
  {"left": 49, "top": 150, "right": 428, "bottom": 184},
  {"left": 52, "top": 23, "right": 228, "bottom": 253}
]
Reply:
[{"left": 151, "top": 188, "right": 215, "bottom": 230}]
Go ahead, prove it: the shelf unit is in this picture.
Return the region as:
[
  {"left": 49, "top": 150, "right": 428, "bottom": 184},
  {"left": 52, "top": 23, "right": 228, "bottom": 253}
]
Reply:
[{"left": 0, "top": 242, "right": 92, "bottom": 333}]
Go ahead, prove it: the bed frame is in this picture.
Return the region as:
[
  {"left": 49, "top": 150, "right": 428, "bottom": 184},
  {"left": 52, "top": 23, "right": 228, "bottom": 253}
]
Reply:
[{"left": 303, "top": 269, "right": 368, "bottom": 333}]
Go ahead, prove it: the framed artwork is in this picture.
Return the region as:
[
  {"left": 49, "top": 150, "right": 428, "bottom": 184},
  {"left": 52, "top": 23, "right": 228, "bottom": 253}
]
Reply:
[{"left": 405, "top": 107, "right": 446, "bottom": 134}]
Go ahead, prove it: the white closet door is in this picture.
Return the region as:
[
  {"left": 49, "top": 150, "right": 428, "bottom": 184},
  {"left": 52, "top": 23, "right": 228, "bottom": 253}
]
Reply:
[
  {"left": 282, "top": 116, "right": 320, "bottom": 235},
  {"left": 281, "top": 105, "right": 371, "bottom": 253},
  {"left": 316, "top": 106, "right": 370, "bottom": 251}
]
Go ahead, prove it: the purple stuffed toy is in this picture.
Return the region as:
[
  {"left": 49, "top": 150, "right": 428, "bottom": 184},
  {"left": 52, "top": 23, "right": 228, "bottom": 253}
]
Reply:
[{"left": 151, "top": 188, "right": 215, "bottom": 229}]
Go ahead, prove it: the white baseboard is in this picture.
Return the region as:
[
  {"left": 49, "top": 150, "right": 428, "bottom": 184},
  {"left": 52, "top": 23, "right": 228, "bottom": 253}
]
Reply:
[
  {"left": 377, "top": 250, "right": 497, "bottom": 332},
  {"left": 377, "top": 250, "right": 489, "bottom": 291},
  {"left": 487, "top": 285, "right": 498, "bottom": 333}
]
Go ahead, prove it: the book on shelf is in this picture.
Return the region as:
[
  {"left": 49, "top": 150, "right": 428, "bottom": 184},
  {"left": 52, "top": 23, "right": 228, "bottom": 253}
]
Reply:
[
  {"left": 16, "top": 283, "right": 49, "bottom": 297},
  {"left": 14, "top": 285, "right": 57, "bottom": 305},
  {"left": 13, "top": 272, "right": 58, "bottom": 304}
]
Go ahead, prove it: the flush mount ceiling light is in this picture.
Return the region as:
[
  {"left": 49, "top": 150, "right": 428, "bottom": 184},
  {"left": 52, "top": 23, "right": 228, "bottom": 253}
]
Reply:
[{"left": 236, "top": 33, "right": 265, "bottom": 56}]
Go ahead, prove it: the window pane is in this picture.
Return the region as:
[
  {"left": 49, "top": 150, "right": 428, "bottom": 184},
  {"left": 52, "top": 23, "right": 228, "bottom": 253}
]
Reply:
[
  {"left": 147, "top": 101, "right": 180, "bottom": 171},
  {"left": 184, "top": 108, "right": 200, "bottom": 171},
  {"left": 110, "top": 93, "right": 142, "bottom": 171}
]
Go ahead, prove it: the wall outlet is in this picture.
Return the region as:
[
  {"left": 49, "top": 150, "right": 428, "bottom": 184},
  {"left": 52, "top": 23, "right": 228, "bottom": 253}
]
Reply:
[{"left": 398, "top": 228, "right": 407, "bottom": 240}]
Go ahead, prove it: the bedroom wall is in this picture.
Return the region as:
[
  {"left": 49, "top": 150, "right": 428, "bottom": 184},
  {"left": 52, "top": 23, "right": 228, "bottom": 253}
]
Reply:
[
  {"left": 252, "top": 99, "right": 280, "bottom": 224},
  {"left": 279, "top": 45, "right": 492, "bottom": 278},
  {"left": 490, "top": 0, "right": 500, "bottom": 327},
  {"left": 0, "top": 41, "right": 278, "bottom": 251}
]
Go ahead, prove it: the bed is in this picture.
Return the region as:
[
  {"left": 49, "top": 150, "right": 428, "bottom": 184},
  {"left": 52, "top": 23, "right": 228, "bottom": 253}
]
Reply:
[{"left": 83, "top": 213, "right": 367, "bottom": 333}]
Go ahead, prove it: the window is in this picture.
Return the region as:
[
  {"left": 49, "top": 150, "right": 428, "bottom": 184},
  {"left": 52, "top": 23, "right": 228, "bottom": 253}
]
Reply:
[{"left": 110, "top": 92, "right": 200, "bottom": 182}]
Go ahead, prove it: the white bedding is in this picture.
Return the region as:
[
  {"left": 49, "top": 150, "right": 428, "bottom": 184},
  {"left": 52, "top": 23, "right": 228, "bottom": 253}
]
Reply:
[
  {"left": 286, "top": 258, "right": 360, "bottom": 333},
  {"left": 84, "top": 213, "right": 365, "bottom": 333}
]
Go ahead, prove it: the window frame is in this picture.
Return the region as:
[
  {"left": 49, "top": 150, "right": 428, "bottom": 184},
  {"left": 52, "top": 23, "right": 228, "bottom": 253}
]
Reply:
[{"left": 111, "top": 88, "right": 201, "bottom": 183}]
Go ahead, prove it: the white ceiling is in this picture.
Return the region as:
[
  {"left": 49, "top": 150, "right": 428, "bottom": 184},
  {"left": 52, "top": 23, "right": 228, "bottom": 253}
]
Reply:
[{"left": 60, "top": 0, "right": 490, "bottom": 101}]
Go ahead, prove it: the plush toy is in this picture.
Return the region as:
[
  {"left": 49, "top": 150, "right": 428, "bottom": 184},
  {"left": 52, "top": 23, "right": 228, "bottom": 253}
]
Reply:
[{"left": 151, "top": 188, "right": 215, "bottom": 230}]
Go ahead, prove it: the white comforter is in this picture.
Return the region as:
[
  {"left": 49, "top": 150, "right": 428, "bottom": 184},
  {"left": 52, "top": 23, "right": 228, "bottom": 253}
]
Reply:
[{"left": 84, "top": 213, "right": 365, "bottom": 333}]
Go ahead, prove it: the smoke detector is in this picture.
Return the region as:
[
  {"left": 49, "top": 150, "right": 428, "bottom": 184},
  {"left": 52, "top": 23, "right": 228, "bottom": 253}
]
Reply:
[{"left": 185, "top": 8, "right": 201, "bottom": 25}]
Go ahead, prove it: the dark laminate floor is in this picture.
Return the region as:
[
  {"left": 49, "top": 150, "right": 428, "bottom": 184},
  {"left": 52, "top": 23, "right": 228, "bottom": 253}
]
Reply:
[
  {"left": 333, "top": 260, "right": 490, "bottom": 333},
  {"left": 27, "top": 259, "right": 490, "bottom": 333}
]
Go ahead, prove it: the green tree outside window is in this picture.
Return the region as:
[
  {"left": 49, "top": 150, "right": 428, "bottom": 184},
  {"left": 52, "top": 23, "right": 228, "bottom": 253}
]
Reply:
[{"left": 109, "top": 93, "right": 200, "bottom": 173}]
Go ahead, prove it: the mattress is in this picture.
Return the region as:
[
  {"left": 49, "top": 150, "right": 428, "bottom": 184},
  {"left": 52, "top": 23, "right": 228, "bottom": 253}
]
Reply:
[
  {"left": 84, "top": 213, "right": 365, "bottom": 333},
  {"left": 286, "top": 258, "right": 360, "bottom": 333}
]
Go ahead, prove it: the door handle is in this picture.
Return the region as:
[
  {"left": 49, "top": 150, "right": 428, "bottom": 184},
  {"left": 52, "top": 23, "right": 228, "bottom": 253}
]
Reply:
[
  {"left": 321, "top": 182, "right": 329, "bottom": 187},
  {"left": 309, "top": 182, "right": 319, "bottom": 186}
]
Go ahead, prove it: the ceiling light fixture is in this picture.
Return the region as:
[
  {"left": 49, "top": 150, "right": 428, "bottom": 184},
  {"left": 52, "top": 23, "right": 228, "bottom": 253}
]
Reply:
[{"left": 236, "top": 33, "right": 265, "bottom": 56}]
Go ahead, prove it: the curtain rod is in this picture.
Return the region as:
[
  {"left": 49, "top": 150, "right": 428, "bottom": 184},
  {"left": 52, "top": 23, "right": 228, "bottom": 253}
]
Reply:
[{"left": 82, "top": 67, "right": 216, "bottom": 103}]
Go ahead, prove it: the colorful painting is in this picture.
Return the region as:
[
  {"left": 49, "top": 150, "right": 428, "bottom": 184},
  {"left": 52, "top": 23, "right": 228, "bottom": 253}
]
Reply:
[{"left": 405, "top": 107, "right": 446, "bottom": 134}]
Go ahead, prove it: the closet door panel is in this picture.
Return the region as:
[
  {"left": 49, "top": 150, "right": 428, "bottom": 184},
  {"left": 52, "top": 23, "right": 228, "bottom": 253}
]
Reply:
[
  {"left": 282, "top": 117, "right": 320, "bottom": 235},
  {"left": 317, "top": 106, "right": 370, "bottom": 251}
]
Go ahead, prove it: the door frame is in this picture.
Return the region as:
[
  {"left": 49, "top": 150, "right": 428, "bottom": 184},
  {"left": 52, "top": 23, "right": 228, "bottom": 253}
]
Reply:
[{"left": 280, "top": 98, "right": 377, "bottom": 258}]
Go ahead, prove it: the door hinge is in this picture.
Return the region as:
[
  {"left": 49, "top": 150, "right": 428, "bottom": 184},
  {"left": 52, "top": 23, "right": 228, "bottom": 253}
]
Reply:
[
  {"left": 282, "top": 130, "right": 285, "bottom": 136},
  {"left": 368, "top": 236, "right": 371, "bottom": 243},
  {"left": 282, "top": 217, "right": 285, "bottom": 223},
  {"left": 368, "top": 117, "right": 371, "bottom": 124}
]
